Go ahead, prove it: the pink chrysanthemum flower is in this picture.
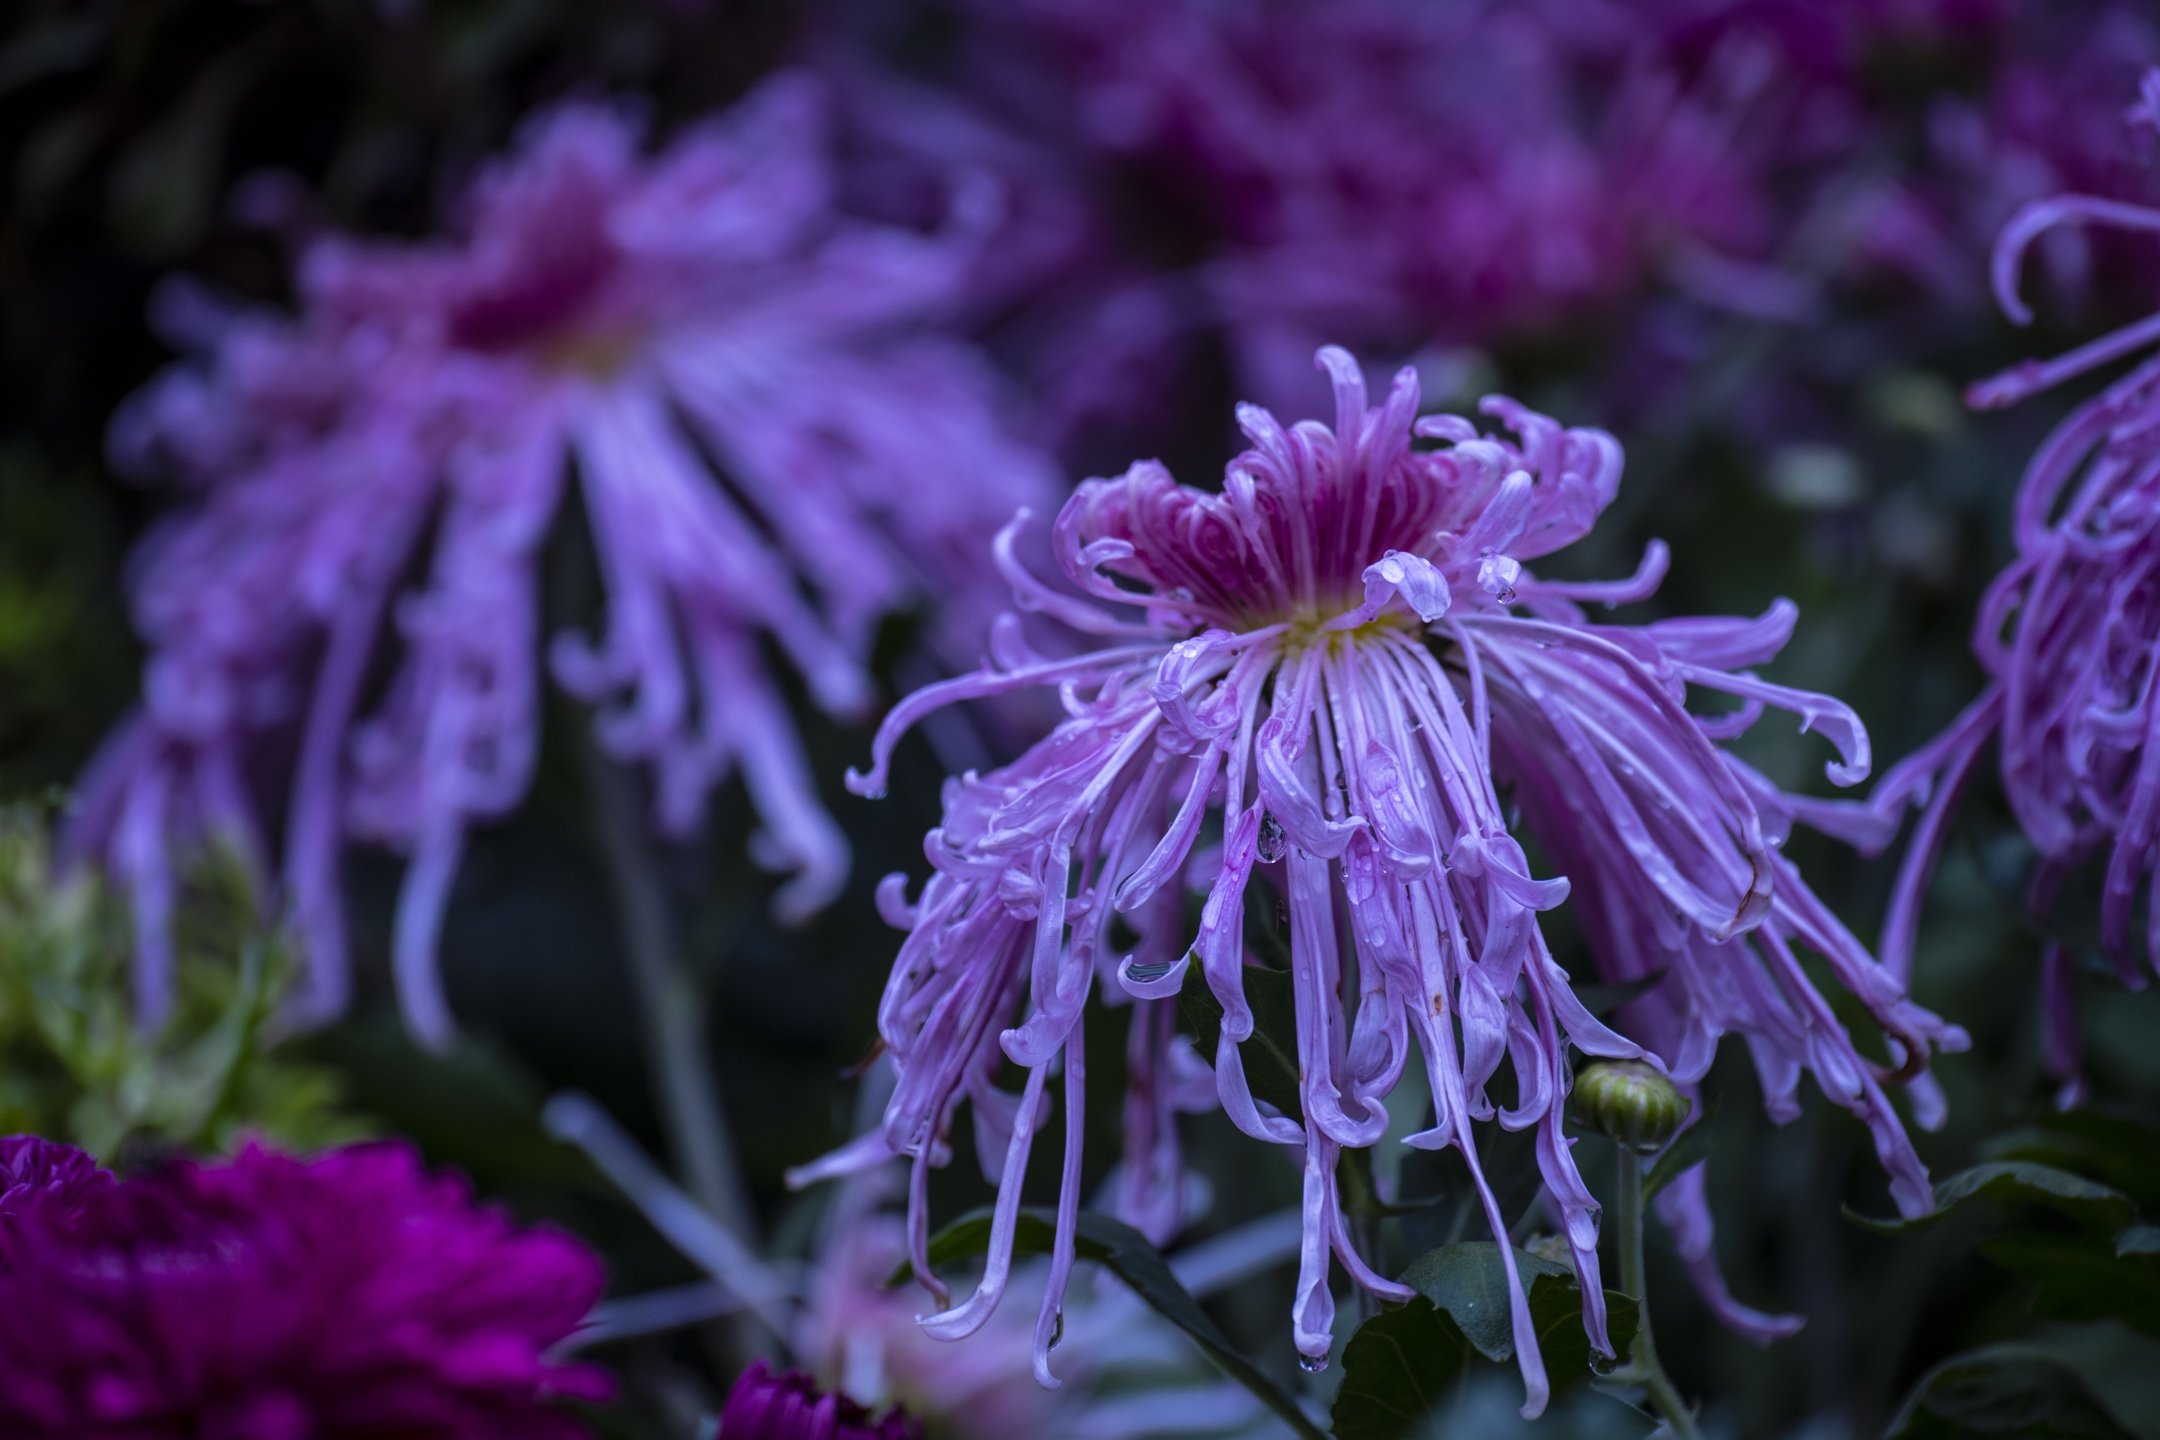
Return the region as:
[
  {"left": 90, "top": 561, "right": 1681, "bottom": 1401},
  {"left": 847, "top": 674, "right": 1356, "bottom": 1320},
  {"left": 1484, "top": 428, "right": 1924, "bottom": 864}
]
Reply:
[
  {"left": 820, "top": 347, "right": 1961, "bottom": 1413},
  {"left": 69, "top": 72, "right": 1055, "bottom": 1044},
  {"left": 1866, "top": 78, "right": 2160, "bottom": 1102},
  {"left": 0, "top": 1138, "right": 610, "bottom": 1438}
]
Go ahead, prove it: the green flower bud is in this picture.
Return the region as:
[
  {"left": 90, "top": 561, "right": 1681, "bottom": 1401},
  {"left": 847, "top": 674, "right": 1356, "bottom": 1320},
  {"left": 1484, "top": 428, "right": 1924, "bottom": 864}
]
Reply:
[{"left": 1570, "top": 1061, "right": 1691, "bottom": 1153}]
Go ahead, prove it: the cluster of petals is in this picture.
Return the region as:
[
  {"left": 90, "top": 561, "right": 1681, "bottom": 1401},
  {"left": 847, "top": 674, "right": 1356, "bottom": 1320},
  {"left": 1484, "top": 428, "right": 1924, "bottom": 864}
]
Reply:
[
  {"left": 1862, "top": 80, "right": 2160, "bottom": 1099},
  {"left": 818, "top": 346, "right": 1962, "bottom": 1414},
  {"left": 716, "top": 1362, "right": 922, "bottom": 1440},
  {"left": 70, "top": 72, "right": 1054, "bottom": 1044},
  {"left": 0, "top": 1136, "right": 609, "bottom": 1439}
]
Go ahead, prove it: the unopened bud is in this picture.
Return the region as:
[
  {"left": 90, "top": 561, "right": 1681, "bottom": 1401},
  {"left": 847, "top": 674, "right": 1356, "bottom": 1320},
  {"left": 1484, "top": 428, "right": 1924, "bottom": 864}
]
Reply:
[{"left": 1571, "top": 1061, "right": 1690, "bottom": 1153}]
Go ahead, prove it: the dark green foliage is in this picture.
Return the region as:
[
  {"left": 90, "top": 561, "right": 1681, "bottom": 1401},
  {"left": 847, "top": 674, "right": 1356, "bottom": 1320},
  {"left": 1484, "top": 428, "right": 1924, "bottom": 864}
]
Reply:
[
  {"left": 0, "top": 803, "right": 362, "bottom": 1157},
  {"left": 1873, "top": 1114, "right": 2160, "bottom": 1437},
  {"left": 1849, "top": 1162, "right": 2142, "bottom": 1238},
  {"left": 1888, "top": 1330, "right": 2160, "bottom": 1440},
  {"left": 1330, "top": 1242, "right": 1642, "bottom": 1440}
]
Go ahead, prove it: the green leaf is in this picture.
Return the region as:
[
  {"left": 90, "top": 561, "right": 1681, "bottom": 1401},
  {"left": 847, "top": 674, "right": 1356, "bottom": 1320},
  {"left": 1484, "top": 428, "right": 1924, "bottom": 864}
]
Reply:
[
  {"left": 1331, "top": 1300, "right": 1478, "bottom": 1440},
  {"left": 1331, "top": 1243, "right": 1641, "bottom": 1440},
  {"left": 1642, "top": 1101, "right": 1719, "bottom": 1205},
  {"left": 1847, "top": 1162, "right": 2139, "bottom": 1236},
  {"left": 1178, "top": 950, "right": 1303, "bottom": 1125},
  {"left": 901, "top": 1206, "right": 1327, "bottom": 1440},
  {"left": 1399, "top": 1241, "right": 1638, "bottom": 1375},
  {"left": 1987, "top": 1115, "right": 2160, "bottom": 1211},
  {"left": 1888, "top": 1345, "right": 2140, "bottom": 1440},
  {"left": 1980, "top": 1235, "right": 2160, "bottom": 1337}
]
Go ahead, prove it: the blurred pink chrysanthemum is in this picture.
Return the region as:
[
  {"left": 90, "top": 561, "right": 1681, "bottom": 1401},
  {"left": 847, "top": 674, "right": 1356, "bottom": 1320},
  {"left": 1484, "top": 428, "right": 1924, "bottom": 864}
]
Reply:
[
  {"left": 1864, "top": 72, "right": 2160, "bottom": 1103},
  {"left": 809, "top": 347, "right": 1962, "bottom": 1414},
  {"left": 71, "top": 72, "right": 1056, "bottom": 1045},
  {"left": 0, "top": 1138, "right": 609, "bottom": 1439}
]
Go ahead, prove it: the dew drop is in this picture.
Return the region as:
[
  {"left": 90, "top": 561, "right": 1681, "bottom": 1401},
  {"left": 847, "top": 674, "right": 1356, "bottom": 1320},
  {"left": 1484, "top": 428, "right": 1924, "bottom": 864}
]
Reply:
[
  {"left": 1298, "top": 1353, "right": 1329, "bottom": 1374},
  {"left": 1257, "top": 811, "right": 1288, "bottom": 863}
]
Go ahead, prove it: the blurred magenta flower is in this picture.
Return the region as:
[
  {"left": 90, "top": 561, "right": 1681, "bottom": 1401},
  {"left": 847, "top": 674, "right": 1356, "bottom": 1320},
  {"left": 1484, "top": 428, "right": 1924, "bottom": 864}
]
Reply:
[
  {"left": 0, "top": 1134, "right": 113, "bottom": 1224},
  {"left": 1867, "top": 75, "right": 2160, "bottom": 1102},
  {"left": 817, "top": 347, "right": 1960, "bottom": 1413},
  {"left": 0, "top": 1138, "right": 610, "bottom": 1438},
  {"left": 716, "top": 1362, "right": 922, "bottom": 1440},
  {"left": 72, "top": 72, "right": 1056, "bottom": 1045}
]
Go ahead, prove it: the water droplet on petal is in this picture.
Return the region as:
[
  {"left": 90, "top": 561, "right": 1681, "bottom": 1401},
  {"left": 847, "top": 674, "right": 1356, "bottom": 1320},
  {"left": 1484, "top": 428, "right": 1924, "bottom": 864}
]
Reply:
[
  {"left": 1298, "top": 1353, "right": 1329, "bottom": 1374},
  {"left": 1257, "top": 811, "right": 1288, "bottom": 863}
]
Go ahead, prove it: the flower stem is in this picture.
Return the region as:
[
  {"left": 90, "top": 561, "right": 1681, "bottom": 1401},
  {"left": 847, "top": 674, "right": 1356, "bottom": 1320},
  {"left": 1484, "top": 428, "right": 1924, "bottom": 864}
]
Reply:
[
  {"left": 1613, "top": 1148, "right": 1701, "bottom": 1440},
  {"left": 580, "top": 732, "right": 756, "bottom": 1246}
]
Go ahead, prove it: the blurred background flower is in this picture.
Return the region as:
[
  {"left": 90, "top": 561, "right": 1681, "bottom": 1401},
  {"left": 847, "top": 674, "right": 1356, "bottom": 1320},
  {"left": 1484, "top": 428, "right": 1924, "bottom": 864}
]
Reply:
[{"left": 68, "top": 69, "right": 1053, "bottom": 1048}]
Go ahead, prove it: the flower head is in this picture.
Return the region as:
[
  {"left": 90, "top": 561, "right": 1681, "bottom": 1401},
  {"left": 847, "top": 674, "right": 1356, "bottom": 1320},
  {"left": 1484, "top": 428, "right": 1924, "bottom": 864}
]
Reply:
[
  {"left": 816, "top": 346, "right": 1959, "bottom": 1413},
  {"left": 1866, "top": 75, "right": 2160, "bottom": 1102},
  {"left": 72, "top": 72, "right": 1055, "bottom": 1044},
  {"left": 716, "top": 1362, "right": 922, "bottom": 1440},
  {"left": 0, "top": 1138, "right": 609, "bottom": 1438}
]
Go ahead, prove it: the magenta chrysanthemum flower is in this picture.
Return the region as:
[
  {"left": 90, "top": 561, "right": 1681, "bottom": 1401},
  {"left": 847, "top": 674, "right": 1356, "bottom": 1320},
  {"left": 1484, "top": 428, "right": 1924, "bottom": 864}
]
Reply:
[
  {"left": 1866, "top": 83, "right": 2160, "bottom": 1101},
  {"left": 0, "top": 1138, "right": 610, "bottom": 1438},
  {"left": 0, "top": 1134, "right": 113, "bottom": 1225},
  {"left": 819, "top": 347, "right": 1961, "bottom": 1413},
  {"left": 716, "top": 1362, "right": 922, "bottom": 1440},
  {"left": 69, "top": 72, "right": 1055, "bottom": 1044}
]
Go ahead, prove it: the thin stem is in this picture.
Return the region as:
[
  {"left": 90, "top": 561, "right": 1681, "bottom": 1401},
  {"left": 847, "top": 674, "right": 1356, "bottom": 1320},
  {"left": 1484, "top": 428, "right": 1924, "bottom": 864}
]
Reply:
[
  {"left": 1614, "top": 1148, "right": 1702, "bottom": 1440},
  {"left": 579, "top": 731, "right": 756, "bottom": 1244}
]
